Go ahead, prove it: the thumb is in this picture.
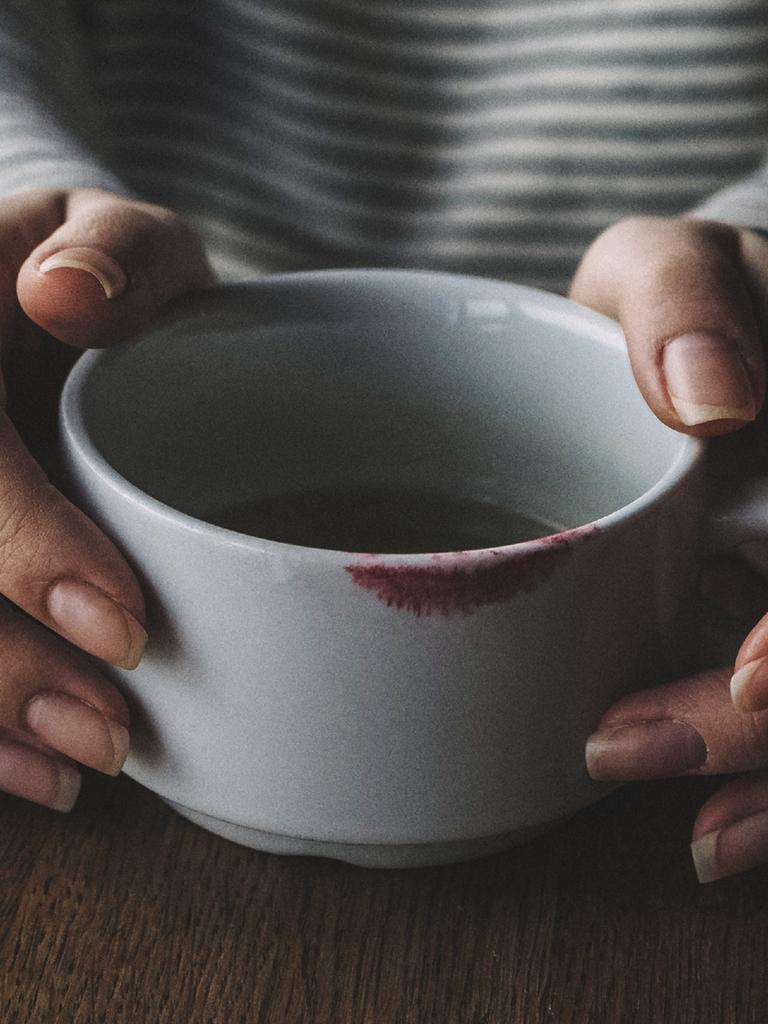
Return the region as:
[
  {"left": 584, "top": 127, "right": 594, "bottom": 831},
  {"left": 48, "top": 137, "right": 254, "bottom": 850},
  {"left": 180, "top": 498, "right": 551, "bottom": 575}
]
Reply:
[
  {"left": 16, "top": 189, "right": 212, "bottom": 347},
  {"left": 570, "top": 216, "right": 767, "bottom": 438},
  {"left": 585, "top": 665, "right": 768, "bottom": 781},
  {"left": 728, "top": 610, "right": 768, "bottom": 714}
]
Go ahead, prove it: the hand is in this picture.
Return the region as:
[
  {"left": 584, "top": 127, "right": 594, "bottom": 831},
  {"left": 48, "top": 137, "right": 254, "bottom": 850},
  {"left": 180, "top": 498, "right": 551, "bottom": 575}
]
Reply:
[
  {"left": 0, "top": 188, "right": 210, "bottom": 813},
  {"left": 571, "top": 215, "right": 768, "bottom": 883}
]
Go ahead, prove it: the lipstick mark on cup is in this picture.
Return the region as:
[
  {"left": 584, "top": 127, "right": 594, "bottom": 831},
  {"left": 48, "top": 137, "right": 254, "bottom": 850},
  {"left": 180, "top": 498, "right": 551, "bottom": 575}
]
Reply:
[{"left": 345, "top": 524, "right": 600, "bottom": 616}]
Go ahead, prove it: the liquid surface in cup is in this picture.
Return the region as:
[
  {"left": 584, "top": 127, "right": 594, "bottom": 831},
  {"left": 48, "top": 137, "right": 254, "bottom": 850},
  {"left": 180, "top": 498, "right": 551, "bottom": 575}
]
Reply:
[{"left": 204, "top": 486, "right": 559, "bottom": 553}]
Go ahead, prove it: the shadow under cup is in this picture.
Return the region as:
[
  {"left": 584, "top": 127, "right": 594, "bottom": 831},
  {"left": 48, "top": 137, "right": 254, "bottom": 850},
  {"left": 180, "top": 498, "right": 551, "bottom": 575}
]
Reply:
[{"left": 60, "top": 271, "right": 704, "bottom": 867}]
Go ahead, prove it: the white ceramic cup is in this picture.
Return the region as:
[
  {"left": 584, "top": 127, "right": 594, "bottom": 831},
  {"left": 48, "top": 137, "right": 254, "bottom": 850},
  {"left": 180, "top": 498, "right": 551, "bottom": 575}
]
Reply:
[{"left": 59, "top": 270, "right": 766, "bottom": 868}]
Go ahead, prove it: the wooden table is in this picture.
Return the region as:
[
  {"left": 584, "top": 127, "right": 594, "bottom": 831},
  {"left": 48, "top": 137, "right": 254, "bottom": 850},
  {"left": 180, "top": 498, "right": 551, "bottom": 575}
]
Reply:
[{"left": 1, "top": 768, "right": 764, "bottom": 1023}]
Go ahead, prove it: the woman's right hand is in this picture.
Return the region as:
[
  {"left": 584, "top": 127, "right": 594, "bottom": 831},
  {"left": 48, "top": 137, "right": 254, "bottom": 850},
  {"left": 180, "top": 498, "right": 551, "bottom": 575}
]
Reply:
[
  {"left": 571, "top": 215, "right": 768, "bottom": 882},
  {"left": 0, "top": 188, "right": 210, "bottom": 812}
]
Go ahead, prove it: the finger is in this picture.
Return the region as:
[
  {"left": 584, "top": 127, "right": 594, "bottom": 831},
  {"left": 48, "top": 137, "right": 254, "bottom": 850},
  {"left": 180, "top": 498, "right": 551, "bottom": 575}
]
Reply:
[
  {"left": 0, "top": 736, "right": 81, "bottom": 812},
  {"left": 0, "top": 601, "right": 129, "bottom": 777},
  {"left": 0, "top": 191, "right": 168, "bottom": 664},
  {"left": 0, "top": 597, "right": 133, "bottom": 813},
  {"left": 16, "top": 188, "right": 212, "bottom": 347},
  {"left": 0, "top": 410, "right": 147, "bottom": 667},
  {"left": 690, "top": 772, "right": 768, "bottom": 883},
  {"left": 585, "top": 666, "right": 768, "bottom": 779},
  {"left": 570, "top": 216, "right": 766, "bottom": 437},
  {"left": 728, "top": 610, "right": 768, "bottom": 712}
]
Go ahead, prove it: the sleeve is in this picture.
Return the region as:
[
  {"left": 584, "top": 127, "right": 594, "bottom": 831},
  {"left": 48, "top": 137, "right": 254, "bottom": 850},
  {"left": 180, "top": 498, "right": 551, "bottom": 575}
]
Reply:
[
  {"left": 0, "top": 1, "right": 125, "bottom": 197},
  {"left": 692, "top": 155, "right": 768, "bottom": 236}
]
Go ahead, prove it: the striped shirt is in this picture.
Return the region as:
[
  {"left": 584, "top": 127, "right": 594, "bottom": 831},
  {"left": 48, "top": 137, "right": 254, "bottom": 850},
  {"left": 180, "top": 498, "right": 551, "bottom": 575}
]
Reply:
[{"left": 1, "top": 0, "right": 767, "bottom": 293}]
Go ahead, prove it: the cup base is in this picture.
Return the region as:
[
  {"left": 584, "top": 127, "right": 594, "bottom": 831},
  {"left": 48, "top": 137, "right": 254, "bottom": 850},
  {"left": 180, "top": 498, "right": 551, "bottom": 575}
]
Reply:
[{"left": 163, "top": 798, "right": 567, "bottom": 868}]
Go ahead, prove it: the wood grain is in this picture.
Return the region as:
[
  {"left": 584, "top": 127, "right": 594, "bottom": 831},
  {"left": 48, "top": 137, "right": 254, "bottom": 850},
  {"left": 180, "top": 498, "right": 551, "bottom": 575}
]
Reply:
[{"left": 0, "top": 772, "right": 764, "bottom": 1023}]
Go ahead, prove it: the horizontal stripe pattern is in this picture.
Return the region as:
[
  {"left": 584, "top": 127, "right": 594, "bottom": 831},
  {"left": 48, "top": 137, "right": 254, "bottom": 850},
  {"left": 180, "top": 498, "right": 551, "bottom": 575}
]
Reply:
[{"left": 1, "top": 1, "right": 768, "bottom": 292}]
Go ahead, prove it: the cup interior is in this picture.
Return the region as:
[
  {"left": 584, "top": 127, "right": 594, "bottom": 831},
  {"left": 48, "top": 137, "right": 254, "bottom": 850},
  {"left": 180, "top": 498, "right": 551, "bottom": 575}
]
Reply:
[{"left": 63, "top": 271, "right": 696, "bottom": 548}]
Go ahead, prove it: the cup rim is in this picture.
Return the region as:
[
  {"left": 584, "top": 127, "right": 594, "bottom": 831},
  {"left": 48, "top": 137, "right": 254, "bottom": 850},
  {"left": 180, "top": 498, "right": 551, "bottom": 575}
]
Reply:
[{"left": 60, "top": 272, "right": 705, "bottom": 564}]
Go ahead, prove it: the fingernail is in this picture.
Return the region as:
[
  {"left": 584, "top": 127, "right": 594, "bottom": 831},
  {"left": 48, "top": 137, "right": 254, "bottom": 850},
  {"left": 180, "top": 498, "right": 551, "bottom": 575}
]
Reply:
[
  {"left": 47, "top": 579, "right": 147, "bottom": 669},
  {"left": 730, "top": 656, "right": 768, "bottom": 711},
  {"left": 38, "top": 246, "right": 127, "bottom": 299},
  {"left": 52, "top": 764, "right": 83, "bottom": 811},
  {"left": 585, "top": 719, "right": 707, "bottom": 780},
  {"left": 0, "top": 736, "right": 82, "bottom": 812},
  {"left": 691, "top": 831, "right": 720, "bottom": 883},
  {"left": 662, "top": 332, "right": 756, "bottom": 426},
  {"left": 691, "top": 808, "right": 768, "bottom": 884},
  {"left": 24, "top": 692, "right": 130, "bottom": 776}
]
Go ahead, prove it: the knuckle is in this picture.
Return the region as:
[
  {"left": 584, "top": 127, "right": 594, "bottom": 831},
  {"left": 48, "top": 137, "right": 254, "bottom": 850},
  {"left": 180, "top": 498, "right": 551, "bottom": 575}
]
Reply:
[
  {"left": 683, "top": 216, "right": 739, "bottom": 252},
  {"left": 0, "top": 479, "right": 52, "bottom": 584},
  {"left": 131, "top": 203, "right": 208, "bottom": 282},
  {"left": 159, "top": 210, "right": 207, "bottom": 264},
  {"left": 134, "top": 200, "right": 198, "bottom": 248},
  {"left": 600, "top": 215, "right": 671, "bottom": 249},
  {"left": 0, "top": 489, "right": 37, "bottom": 543}
]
